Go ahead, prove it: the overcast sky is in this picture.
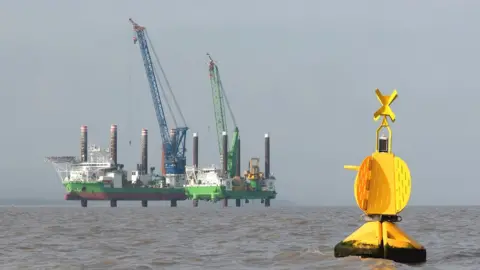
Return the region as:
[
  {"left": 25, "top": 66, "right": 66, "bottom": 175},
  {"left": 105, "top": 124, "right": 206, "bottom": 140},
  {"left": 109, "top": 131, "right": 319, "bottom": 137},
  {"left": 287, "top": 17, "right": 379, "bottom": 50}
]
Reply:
[{"left": 1, "top": 0, "right": 479, "bottom": 206}]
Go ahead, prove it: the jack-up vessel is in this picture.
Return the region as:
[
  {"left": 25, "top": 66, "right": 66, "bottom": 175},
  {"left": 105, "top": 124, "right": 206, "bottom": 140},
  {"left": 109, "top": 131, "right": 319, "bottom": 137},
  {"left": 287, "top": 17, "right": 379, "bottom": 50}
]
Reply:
[
  {"left": 45, "top": 125, "right": 186, "bottom": 207},
  {"left": 184, "top": 54, "right": 277, "bottom": 207}
]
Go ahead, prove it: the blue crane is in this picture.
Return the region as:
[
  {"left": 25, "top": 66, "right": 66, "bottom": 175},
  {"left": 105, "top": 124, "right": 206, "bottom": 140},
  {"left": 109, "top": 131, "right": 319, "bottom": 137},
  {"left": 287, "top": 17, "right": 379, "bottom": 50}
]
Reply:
[{"left": 129, "top": 18, "right": 188, "bottom": 178}]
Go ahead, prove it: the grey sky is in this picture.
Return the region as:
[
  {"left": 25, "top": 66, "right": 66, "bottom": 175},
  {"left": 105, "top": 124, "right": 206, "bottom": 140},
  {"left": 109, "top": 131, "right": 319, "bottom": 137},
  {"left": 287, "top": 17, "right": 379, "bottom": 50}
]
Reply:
[{"left": 1, "top": 0, "right": 478, "bottom": 205}]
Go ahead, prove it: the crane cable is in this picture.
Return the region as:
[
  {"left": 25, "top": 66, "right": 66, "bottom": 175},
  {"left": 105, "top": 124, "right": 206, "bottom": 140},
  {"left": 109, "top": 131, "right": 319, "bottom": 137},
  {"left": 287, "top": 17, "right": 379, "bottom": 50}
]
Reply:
[
  {"left": 127, "top": 32, "right": 134, "bottom": 147},
  {"left": 207, "top": 54, "right": 237, "bottom": 128},
  {"left": 146, "top": 31, "right": 187, "bottom": 128},
  {"left": 217, "top": 71, "right": 237, "bottom": 128}
]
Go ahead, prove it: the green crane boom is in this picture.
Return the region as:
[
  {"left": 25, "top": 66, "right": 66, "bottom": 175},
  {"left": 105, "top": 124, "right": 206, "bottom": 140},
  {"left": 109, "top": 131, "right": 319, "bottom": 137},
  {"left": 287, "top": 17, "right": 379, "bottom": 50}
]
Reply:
[{"left": 207, "top": 53, "right": 239, "bottom": 178}]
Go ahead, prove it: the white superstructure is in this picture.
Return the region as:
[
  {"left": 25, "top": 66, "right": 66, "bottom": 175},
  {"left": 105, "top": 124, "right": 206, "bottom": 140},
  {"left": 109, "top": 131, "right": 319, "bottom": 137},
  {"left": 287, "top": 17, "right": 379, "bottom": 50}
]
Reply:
[
  {"left": 45, "top": 145, "right": 125, "bottom": 187},
  {"left": 185, "top": 164, "right": 233, "bottom": 191}
]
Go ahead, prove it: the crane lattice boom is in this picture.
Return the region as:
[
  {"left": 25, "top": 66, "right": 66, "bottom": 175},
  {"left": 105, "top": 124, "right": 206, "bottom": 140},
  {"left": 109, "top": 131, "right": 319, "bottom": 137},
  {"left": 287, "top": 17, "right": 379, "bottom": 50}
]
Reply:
[
  {"left": 130, "top": 18, "right": 188, "bottom": 175},
  {"left": 207, "top": 53, "right": 239, "bottom": 178}
]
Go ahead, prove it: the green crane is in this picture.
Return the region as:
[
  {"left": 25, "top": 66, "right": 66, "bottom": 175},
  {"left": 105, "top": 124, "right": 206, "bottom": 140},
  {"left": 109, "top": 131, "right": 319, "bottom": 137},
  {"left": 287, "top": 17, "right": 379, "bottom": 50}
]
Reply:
[{"left": 207, "top": 53, "right": 239, "bottom": 178}]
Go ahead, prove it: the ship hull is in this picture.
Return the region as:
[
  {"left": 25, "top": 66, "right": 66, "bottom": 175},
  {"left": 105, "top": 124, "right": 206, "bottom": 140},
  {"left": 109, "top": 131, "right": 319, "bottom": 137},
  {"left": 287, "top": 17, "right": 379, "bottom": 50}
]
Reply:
[
  {"left": 65, "top": 191, "right": 187, "bottom": 200},
  {"left": 185, "top": 186, "right": 276, "bottom": 201},
  {"left": 224, "top": 190, "right": 276, "bottom": 200},
  {"left": 185, "top": 186, "right": 224, "bottom": 201},
  {"left": 63, "top": 182, "right": 187, "bottom": 201}
]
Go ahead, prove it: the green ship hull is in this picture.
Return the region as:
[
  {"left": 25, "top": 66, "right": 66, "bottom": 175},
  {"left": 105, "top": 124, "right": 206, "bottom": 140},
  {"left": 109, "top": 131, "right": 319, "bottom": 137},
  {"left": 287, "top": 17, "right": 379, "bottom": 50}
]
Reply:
[
  {"left": 184, "top": 186, "right": 276, "bottom": 201},
  {"left": 184, "top": 186, "right": 224, "bottom": 201},
  {"left": 224, "top": 190, "right": 276, "bottom": 199},
  {"left": 63, "top": 182, "right": 187, "bottom": 201}
]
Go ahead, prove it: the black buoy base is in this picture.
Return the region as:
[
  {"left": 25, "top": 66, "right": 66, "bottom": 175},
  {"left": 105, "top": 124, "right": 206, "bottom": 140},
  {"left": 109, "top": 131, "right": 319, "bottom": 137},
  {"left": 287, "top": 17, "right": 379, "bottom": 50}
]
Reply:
[
  {"left": 235, "top": 199, "right": 241, "bottom": 207},
  {"left": 81, "top": 199, "right": 87, "bottom": 207},
  {"left": 334, "top": 242, "right": 427, "bottom": 264},
  {"left": 110, "top": 200, "right": 117, "bottom": 207},
  {"left": 170, "top": 200, "right": 177, "bottom": 207},
  {"left": 193, "top": 200, "right": 199, "bottom": 207},
  {"left": 141, "top": 200, "right": 148, "bottom": 207},
  {"left": 333, "top": 221, "right": 426, "bottom": 264}
]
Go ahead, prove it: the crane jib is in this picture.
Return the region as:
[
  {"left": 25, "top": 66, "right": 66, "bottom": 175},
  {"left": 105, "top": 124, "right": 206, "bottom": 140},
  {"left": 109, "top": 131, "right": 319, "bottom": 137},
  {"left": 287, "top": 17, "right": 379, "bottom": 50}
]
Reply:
[
  {"left": 136, "top": 30, "right": 170, "bottom": 145},
  {"left": 207, "top": 54, "right": 239, "bottom": 178},
  {"left": 131, "top": 19, "right": 188, "bottom": 175}
]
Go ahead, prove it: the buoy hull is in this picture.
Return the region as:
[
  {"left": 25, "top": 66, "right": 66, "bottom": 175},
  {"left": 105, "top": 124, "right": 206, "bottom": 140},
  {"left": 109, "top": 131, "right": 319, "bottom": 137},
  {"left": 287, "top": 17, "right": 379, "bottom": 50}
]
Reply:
[
  {"left": 334, "top": 242, "right": 426, "bottom": 264},
  {"left": 333, "top": 221, "right": 426, "bottom": 264}
]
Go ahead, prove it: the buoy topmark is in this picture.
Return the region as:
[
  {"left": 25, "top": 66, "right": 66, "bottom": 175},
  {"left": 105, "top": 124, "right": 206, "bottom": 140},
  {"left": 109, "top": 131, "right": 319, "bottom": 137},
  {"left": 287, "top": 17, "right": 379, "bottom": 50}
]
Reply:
[{"left": 335, "top": 88, "right": 427, "bottom": 264}]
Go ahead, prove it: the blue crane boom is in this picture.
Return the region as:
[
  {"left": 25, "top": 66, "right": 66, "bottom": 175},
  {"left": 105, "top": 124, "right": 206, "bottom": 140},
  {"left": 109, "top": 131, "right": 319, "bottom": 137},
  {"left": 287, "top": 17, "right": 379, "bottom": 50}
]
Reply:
[{"left": 129, "top": 18, "right": 188, "bottom": 176}]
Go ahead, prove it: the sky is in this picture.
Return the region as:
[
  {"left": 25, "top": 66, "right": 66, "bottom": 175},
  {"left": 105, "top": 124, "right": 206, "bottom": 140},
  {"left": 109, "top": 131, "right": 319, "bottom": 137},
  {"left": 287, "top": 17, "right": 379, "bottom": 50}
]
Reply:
[{"left": 1, "top": 0, "right": 479, "bottom": 206}]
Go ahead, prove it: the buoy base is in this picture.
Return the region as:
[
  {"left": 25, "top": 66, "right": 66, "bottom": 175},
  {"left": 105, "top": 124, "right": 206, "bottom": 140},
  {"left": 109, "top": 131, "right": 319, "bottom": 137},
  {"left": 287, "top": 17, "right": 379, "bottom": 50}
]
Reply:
[{"left": 334, "top": 221, "right": 426, "bottom": 264}]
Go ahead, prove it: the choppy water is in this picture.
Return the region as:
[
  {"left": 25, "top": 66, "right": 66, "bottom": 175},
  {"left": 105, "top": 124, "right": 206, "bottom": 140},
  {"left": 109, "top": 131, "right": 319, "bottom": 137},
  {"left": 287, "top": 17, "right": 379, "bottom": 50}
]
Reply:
[{"left": 0, "top": 202, "right": 478, "bottom": 269}]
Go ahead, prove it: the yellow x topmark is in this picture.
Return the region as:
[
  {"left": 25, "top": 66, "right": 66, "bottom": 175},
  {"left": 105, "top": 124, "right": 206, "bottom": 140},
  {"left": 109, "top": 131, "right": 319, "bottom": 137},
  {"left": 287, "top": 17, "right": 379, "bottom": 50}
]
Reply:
[{"left": 373, "top": 89, "right": 398, "bottom": 122}]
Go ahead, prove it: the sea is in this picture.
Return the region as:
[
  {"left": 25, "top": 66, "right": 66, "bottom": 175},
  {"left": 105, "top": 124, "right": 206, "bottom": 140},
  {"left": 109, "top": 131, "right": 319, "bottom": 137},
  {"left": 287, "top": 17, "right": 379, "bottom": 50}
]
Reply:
[{"left": 0, "top": 199, "right": 477, "bottom": 270}]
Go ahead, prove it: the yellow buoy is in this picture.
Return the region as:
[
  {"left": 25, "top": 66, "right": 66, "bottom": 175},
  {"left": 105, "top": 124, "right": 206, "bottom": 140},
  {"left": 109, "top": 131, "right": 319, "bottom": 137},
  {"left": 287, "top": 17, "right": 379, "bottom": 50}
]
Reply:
[
  {"left": 334, "top": 89, "right": 426, "bottom": 264},
  {"left": 394, "top": 156, "right": 411, "bottom": 213}
]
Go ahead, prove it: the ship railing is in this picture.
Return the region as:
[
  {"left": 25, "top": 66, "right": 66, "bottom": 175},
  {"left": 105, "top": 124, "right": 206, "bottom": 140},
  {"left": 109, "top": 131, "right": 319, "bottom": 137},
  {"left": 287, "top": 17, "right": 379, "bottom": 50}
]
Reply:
[
  {"left": 44, "top": 156, "right": 78, "bottom": 164},
  {"left": 88, "top": 144, "right": 105, "bottom": 152},
  {"left": 62, "top": 178, "right": 102, "bottom": 183},
  {"left": 185, "top": 183, "right": 221, "bottom": 187},
  {"left": 185, "top": 167, "right": 198, "bottom": 184}
]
